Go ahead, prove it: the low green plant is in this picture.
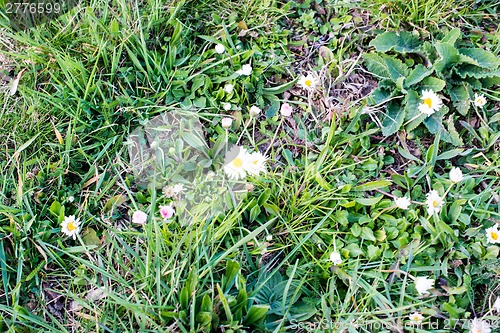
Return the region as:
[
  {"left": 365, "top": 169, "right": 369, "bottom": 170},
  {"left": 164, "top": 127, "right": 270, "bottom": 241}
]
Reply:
[{"left": 363, "top": 28, "right": 500, "bottom": 145}]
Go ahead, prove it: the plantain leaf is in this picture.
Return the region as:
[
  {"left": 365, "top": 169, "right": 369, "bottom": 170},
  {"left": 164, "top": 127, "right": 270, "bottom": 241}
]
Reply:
[
  {"left": 369, "top": 31, "right": 422, "bottom": 53},
  {"left": 420, "top": 76, "right": 446, "bottom": 92},
  {"left": 363, "top": 53, "right": 389, "bottom": 79},
  {"left": 458, "top": 48, "right": 500, "bottom": 70},
  {"left": 382, "top": 101, "right": 405, "bottom": 136},
  {"left": 405, "top": 64, "right": 433, "bottom": 87}
]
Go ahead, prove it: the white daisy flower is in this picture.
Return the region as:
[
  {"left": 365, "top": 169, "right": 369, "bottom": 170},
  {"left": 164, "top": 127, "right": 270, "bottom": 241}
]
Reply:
[
  {"left": 236, "top": 64, "right": 252, "bottom": 76},
  {"left": 486, "top": 224, "right": 500, "bottom": 244},
  {"left": 329, "top": 251, "right": 342, "bottom": 265},
  {"left": 425, "top": 190, "right": 444, "bottom": 215},
  {"left": 266, "top": 235, "right": 273, "bottom": 241},
  {"left": 132, "top": 210, "right": 148, "bottom": 225},
  {"left": 414, "top": 276, "right": 434, "bottom": 295},
  {"left": 474, "top": 93, "right": 487, "bottom": 108},
  {"left": 469, "top": 318, "right": 491, "bottom": 333},
  {"left": 492, "top": 297, "right": 500, "bottom": 313},
  {"left": 418, "top": 89, "right": 443, "bottom": 116},
  {"left": 222, "top": 102, "right": 231, "bottom": 111},
  {"left": 449, "top": 167, "right": 464, "bottom": 183},
  {"left": 223, "top": 146, "right": 251, "bottom": 180},
  {"left": 249, "top": 105, "right": 261, "bottom": 117},
  {"left": 215, "top": 43, "right": 225, "bottom": 54},
  {"left": 408, "top": 311, "right": 424, "bottom": 325},
  {"left": 224, "top": 83, "right": 234, "bottom": 94},
  {"left": 245, "top": 151, "right": 267, "bottom": 175},
  {"left": 221, "top": 117, "right": 233, "bottom": 129},
  {"left": 297, "top": 73, "right": 318, "bottom": 91},
  {"left": 173, "top": 184, "right": 183, "bottom": 194},
  {"left": 394, "top": 196, "right": 411, "bottom": 210},
  {"left": 61, "top": 215, "right": 81, "bottom": 240}
]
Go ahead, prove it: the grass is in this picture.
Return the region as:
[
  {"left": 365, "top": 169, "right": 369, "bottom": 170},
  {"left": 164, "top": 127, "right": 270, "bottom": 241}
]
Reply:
[{"left": 1, "top": 0, "right": 500, "bottom": 332}]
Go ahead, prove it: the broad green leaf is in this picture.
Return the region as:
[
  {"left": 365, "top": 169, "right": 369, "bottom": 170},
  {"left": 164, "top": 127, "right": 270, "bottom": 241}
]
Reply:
[
  {"left": 404, "top": 64, "right": 432, "bottom": 87},
  {"left": 449, "top": 84, "right": 470, "bottom": 116},
  {"left": 458, "top": 48, "right": 500, "bottom": 69},
  {"left": 445, "top": 115, "right": 463, "bottom": 146},
  {"left": 363, "top": 53, "right": 389, "bottom": 79},
  {"left": 243, "top": 305, "right": 269, "bottom": 325},
  {"left": 361, "top": 227, "right": 376, "bottom": 241},
  {"left": 369, "top": 31, "right": 422, "bottom": 53},
  {"left": 420, "top": 76, "right": 446, "bottom": 92},
  {"left": 366, "top": 245, "right": 382, "bottom": 260},
  {"left": 383, "top": 56, "right": 408, "bottom": 83},
  {"left": 104, "top": 194, "right": 127, "bottom": 213},
  {"left": 437, "top": 148, "right": 464, "bottom": 161},
  {"left": 353, "top": 180, "right": 392, "bottom": 191},
  {"left": 369, "top": 87, "right": 392, "bottom": 105},
  {"left": 82, "top": 227, "right": 100, "bottom": 247},
  {"left": 354, "top": 197, "right": 383, "bottom": 206},
  {"left": 433, "top": 42, "right": 460, "bottom": 72},
  {"left": 440, "top": 28, "right": 461, "bottom": 45},
  {"left": 382, "top": 101, "right": 405, "bottom": 136}
]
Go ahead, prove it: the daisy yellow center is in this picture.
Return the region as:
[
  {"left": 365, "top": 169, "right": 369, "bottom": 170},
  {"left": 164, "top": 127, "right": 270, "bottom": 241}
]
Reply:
[
  {"left": 67, "top": 221, "right": 77, "bottom": 231},
  {"left": 432, "top": 200, "right": 440, "bottom": 207},
  {"left": 252, "top": 159, "right": 258, "bottom": 165},
  {"left": 413, "top": 316, "right": 420, "bottom": 321},
  {"left": 233, "top": 157, "right": 243, "bottom": 168},
  {"left": 491, "top": 231, "right": 498, "bottom": 240},
  {"left": 423, "top": 98, "right": 432, "bottom": 108},
  {"left": 304, "top": 79, "right": 312, "bottom": 87}
]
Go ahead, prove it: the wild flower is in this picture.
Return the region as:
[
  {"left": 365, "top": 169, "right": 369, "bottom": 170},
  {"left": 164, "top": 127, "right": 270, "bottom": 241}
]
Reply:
[
  {"left": 425, "top": 190, "right": 443, "bottom": 215},
  {"left": 408, "top": 312, "right": 424, "bottom": 325},
  {"left": 418, "top": 90, "right": 442, "bottom": 116},
  {"left": 249, "top": 105, "right": 261, "bottom": 117},
  {"left": 469, "top": 318, "right": 491, "bottom": 333},
  {"left": 61, "top": 215, "right": 80, "bottom": 239},
  {"left": 246, "top": 151, "right": 267, "bottom": 175},
  {"left": 221, "top": 117, "right": 233, "bottom": 129},
  {"left": 223, "top": 146, "right": 251, "bottom": 180},
  {"left": 449, "top": 167, "right": 464, "bottom": 183},
  {"left": 414, "top": 276, "right": 434, "bottom": 295},
  {"left": 485, "top": 224, "right": 500, "bottom": 244},
  {"left": 215, "top": 43, "right": 225, "bottom": 54},
  {"left": 329, "top": 251, "right": 342, "bottom": 265},
  {"left": 132, "top": 210, "right": 148, "bottom": 225},
  {"left": 474, "top": 93, "right": 487, "bottom": 108},
  {"left": 236, "top": 64, "right": 252, "bottom": 76},
  {"left": 394, "top": 196, "right": 411, "bottom": 210},
  {"left": 159, "top": 205, "right": 175, "bottom": 220},
  {"left": 297, "top": 73, "right": 318, "bottom": 91}
]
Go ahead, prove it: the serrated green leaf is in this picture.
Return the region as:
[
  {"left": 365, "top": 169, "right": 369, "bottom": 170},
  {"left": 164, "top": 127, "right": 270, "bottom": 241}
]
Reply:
[
  {"left": 382, "top": 101, "right": 405, "bottom": 136},
  {"left": 420, "top": 77, "right": 446, "bottom": 92},
  {"left": 459, "top": 48, "right": 500, "bottom": 69},
  {"left": 405, "top": 64, "right": 432, "bottom": 87},
  {"left": 440, "top": 28, "right": 461, "bottom": 45},
  {"left": 363, "top": 53, "right": 389, "bottom": 79},
  {"left": 446, "top": 116, "right": 463, "bottom": 146},
  {"left": 433, "top": 42, "right": 460, "bottom": 72},
  {"left": 383, "top": 56, "right": 408, "bottom": 83},
  {"left": 369, "top": 31, "right": 422, "bottom": 53},
  {"left": 449, "top": 85, "right": 470, "bottom": 116},
  {"left": 404, "top": 90, "right": 426, "bottom": 132},
  {"left": 370, "top": 87, "right": 393, "bottom": 105}
]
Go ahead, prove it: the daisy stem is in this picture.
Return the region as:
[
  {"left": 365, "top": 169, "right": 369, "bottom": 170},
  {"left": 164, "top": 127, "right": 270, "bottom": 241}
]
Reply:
[
  {"left": 225, "top": 129, "right": 228, "bottom": 154},
  {"left": 402, "top": 112, "right": 425, "bottom": 127},
  {"left": 264, "top": 117, "right": 283, "bottom": 157},
  {"left": 236, "top": 118, "right": 251, "bottom": 145}
]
